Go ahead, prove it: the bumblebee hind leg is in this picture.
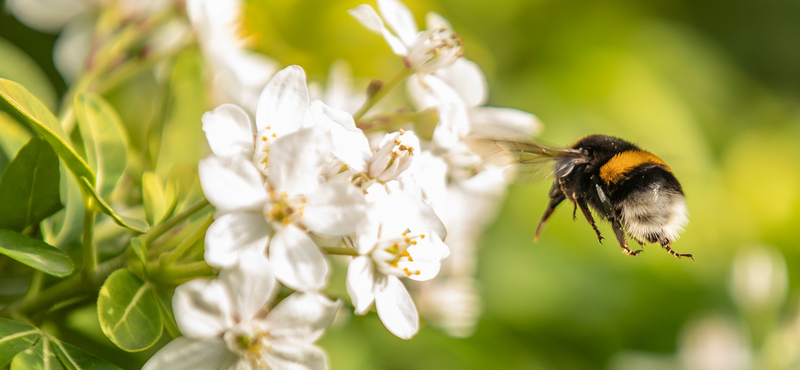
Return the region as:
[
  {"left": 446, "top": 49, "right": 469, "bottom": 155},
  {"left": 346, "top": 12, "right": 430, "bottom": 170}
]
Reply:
[
  {"left": 593, "top": 183, "right": 641, "bottom": 257},
  {"left": 660, "top": 239, "right": 694, "bottom": 261}
]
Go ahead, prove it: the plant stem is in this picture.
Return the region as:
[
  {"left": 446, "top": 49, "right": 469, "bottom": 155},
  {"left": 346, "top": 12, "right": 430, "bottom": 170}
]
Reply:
[
  {"left": 320, "top": 246, "right": 360, "bottom": 256},
  {"left": 142, "top": 198, "right": 211, "bottom": 245},
  {"left": 153, "top": 261, "right": 214, "bottom": 284},
  {"left": 352, "top": 67, "right": 414, "bottom": 121},
  {"left": 83, "top": 207, "right": 97, "bottom": 276},
  {"left": 161, "top": 215, "right": 213, "bottom": 266}
]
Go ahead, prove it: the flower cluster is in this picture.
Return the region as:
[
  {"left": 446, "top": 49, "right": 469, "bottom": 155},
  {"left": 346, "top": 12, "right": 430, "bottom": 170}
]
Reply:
[{"left": 143, "top": 0, "right": 541, "bottom": 368}]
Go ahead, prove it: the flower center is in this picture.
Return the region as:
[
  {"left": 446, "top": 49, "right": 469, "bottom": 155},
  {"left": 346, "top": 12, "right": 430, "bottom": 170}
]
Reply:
[
  {"left": 224, "top": 324, "right": 273, "bottom": 369},
  {"left": 253, "top": 126, "right": 277, "bottom": 172},
  {"left": 374, "top": 230, "right": 426, "bottom": 277},
  {"left": 264, "top": 190, "right": 306, "bottom": 227},
  {"left": 404, "top": 27, "right": 464, "bottom": 72}
]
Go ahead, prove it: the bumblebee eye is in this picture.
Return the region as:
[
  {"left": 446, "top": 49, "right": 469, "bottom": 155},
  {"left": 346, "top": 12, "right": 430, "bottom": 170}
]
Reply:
[{"left": 582, "top": 147, "right": 593, "bottom": 157}]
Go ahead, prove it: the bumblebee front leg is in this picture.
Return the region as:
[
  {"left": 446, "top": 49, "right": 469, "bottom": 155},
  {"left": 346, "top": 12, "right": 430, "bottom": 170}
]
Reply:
[{"left": 534, "top": 191, "right": 565, "bottom": 242}]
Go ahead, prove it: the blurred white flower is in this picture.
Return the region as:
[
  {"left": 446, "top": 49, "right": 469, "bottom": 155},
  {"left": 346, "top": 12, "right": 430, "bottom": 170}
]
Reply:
[
  {"left": 143, "top": 253, "right": 340, "bottom": 370},
  {"left": 367, "top": 129, "right": 420, "bottom": 182},
  {"left": 346, "top": 192, "right": 448, "bottom": 339},
  {"left": 729, "top": 246, "right": 788, "bottom": 312},
  {"left": 348, "top": 0, "right": 463, "bottom": 74},
  {"left": 187, "top": 0, "right": 279, "bottom": 112},
  {"left": 678, "top": 316, "right": 752, "bottom": 370},
  {"left": 308, "top": 61, "right": 366, "bottom": 114},
  {"left": 414, "top": 277, "right": 482, "bottom": 338}
]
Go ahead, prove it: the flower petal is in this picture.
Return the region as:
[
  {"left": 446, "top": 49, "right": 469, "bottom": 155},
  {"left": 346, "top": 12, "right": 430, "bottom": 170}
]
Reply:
[
  {"left": 377, "top": 0, "right": 419, "bottom": 45},
  {"left": 202, "top": 104, "right": 256, "bottom": 159},
  {"left": 52, "top": 16, "right": 93, "bottom": 82},
  {"left": 468, "top": 106, "right": 542, "bottom": 138},
  {"left": 199, "top": 155, "right": 267, "bottom": 214},
  {"left": 367, "top": 192, "right": 446, "bottom": 240},
  {"left": 406, "top": 74, "right": 469, "bottom": 149},
  {"left": 264, "top": 342, "right": 327, "bottom": 370},
  {"left": 401, "top": 233, "right": 450, "bottom": 281},
  {"left": 220, "top": 249, "right": 277, "bottom": 321},
  {"left": 434, "top": 59, "right": 488, "bottom": 107},
  {"left": 269, "top": 225, "right": 329, "bottom": 291},
  {"left": 5, "top": 0, "right": 87, "bottom": 33},
  {"left": 173, "top": 279, "right": 235, "bottom": 339},
  {"left": 205, "top": 212, "right": 271, "bottom": 268},
  {"left": 267, "top": 128, "right": 329, "bottom": 195},
  {"left": 346, "top": 256, "right": 377, "bottom": 315},
  {"left": 302, "top": 181, "right": 366, "bottom": 236},
  {"left": 375, "top": 275, "right": 419, "bottom": 339},
  {"left": 310, "top": 101, "right": 371, "bottom": 173},
  {"left": 256, "top": 65, "right": 309, "bottom": 134},
  {"left": 263, "top": 292, "right": 340, "bottom": 343},
  {"left": 348, "top": 5, "right": 408, "bottom": 55},
  {"left": 142, "top": 337, "right": 233, "bottom": 370}
]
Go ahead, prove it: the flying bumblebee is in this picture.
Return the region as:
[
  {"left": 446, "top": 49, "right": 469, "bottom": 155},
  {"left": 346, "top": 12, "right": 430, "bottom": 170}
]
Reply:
[{"left": 467, "top": 134, "right": 692, "bottom": 259}]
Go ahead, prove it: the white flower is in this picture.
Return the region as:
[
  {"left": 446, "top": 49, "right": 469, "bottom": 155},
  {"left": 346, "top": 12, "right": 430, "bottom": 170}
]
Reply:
[
  {"left": 143, "top": 253, "right": 340, "bottom": 370},
  {"left": 367, "top": 129, "right": 420, "bottom": 182},
  {"left": 187, "top": 0, "right": 280, "bottom": 112},
  {"left": 348, "top": 0, "right": 462, "bottom": 74},
  {"left": 414, "top": 277, "right": 482, "bottom": 338},
  {"left": 308, "top": 61, "right": 366, "bottom": 114},
  {"left": 346, "top": 192, "right": 448, "bottom": 339},
  {"left": 200, "top": 66, "right": 367, "bottom": 291}
]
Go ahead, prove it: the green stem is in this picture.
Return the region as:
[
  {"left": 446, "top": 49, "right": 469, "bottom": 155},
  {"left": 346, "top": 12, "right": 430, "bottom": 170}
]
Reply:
[
  {"left": 83, "top": 206, "right": 97, "bottom": 276},
  {"left": 161, "top": 215, "right": 213, "bottom": 266},
  {"left": 352, "top": 67, "right": 414, "bottom": 121},
  {"left": 23, "top": 271, "right": 43, "bottom": 302},
  {"left": 142, "top": 198, "right": 211, "bottom": 245},
  {"left": 320, "top": 246, "right": 360, "bottom": 256},
  {"left": 153, "top": 261, "right": 214, "bottom": 284}
]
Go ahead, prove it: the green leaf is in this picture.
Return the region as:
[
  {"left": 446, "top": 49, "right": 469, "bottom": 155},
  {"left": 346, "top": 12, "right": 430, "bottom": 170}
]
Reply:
[
  {"left": 0, "top": 230, "right": 74, "bottom": 277},
  {"left": 0, "top": 37, "right": 57, "bottom": 112},
  {"left": 0, "top": 137, "right": 62, "bottom": 232},
  {"left": 73, "top": 93, "right": 128, "bottom": 198},
  {"left": 80, "top": 177, "right": 148, "bottom": 233},
  {"left": 0, "top": 111, "right": 33, "bottom": 162},
  {"left": 10, "top": 336, "right": 64, "bottom": 370},
  {"left": 50, "top": 338, "right": 124, "bottom": 370},
  {"left": 162, "top": 180, "right": 179, "bottom": 223},
  {"left": 142, "top": 172, "right": 166, "bottom": 226},
  {"left": 0, "top": 79, "right": 95, "bottom": 185},
  {"left": 154, "top": 287, "right": 181, "bottom": 339},
  {"left": 97, "top": 269, "right": 163, "bottom": 352},
  {"left": 0, "top": 318, "right": 41, "bottom": 367}
]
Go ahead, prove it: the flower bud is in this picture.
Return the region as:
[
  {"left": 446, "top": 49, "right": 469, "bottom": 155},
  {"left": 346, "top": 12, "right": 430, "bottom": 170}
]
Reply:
[{"left": 368, "top": 129, "right": 420, "bottom": 182}]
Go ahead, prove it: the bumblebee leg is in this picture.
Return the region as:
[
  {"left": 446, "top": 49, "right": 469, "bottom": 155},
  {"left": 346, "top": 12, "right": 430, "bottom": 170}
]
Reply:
[
  {"left": 534, "top": 192, "right": 566, "bottom": 242},
  {"left": 572, "top": 203, "right": 578, "bottom": 220},
  {"left": 593, "top": 183, "right": 641, "bottom": 256},
  {"left": 660, "top": 239, "right": 694, "bottom": 261},
  {"left": 575, "top": 199, "right": 603, "bottom": 244}
]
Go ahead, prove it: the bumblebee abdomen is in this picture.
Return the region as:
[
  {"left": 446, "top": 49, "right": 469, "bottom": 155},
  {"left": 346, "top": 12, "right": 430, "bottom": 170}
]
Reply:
[{"left": 599, "top": 150, "right": 671, "bottom": 185}]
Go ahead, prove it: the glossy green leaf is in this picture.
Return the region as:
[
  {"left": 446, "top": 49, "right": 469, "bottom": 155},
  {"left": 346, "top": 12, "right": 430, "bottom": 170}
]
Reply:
[
  {"left": 0, "top": 111, "right": 33, "bottom": 161},
  {"left": 0, "top": 137, "right": 62, "bottom": 232},
  {"left": 162, "top": 180, "right": 179, "bottom": 223},
  {"left": 0, "top": 37, "right": 57, "bottom": 111},
  {"left": 80, "top": 177, "right": 148, "bottom": 233},
  {"left": 0, "top": 318, "right": 41, "bottom": 367},
  {"left": 142, "top": 172, "right": 166, "bottom": 226},
  {"left": 50, "top": 338, "right": 124, "bottom": 370},
  {"left": 0, "top": 230, "right": 74, "bottom": 277},
  {"left": 97, "top": 269, "right": 162, "bottom": 352},
  {"left": 10, "top": 336, "right": 64, "bottom": 370},
  {"left": 154, "top": 287, "right": 181, "bottom": 339},
  {"left": 0, "top": 79, "right": 95, "bottom": 185},
  {"left": 74, "top": 93, "right": 128, "bottom": 198}
]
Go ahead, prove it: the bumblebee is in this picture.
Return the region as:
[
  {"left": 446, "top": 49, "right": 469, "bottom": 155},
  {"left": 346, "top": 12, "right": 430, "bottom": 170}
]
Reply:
[{"left": 468, "top": 134, "right": 691, "bottom": 259}]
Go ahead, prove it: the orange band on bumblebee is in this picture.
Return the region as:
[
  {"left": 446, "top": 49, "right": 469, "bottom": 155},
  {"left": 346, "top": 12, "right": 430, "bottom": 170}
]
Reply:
[{"left": 599, "top": 150, "right": 671, "bottom": 184}]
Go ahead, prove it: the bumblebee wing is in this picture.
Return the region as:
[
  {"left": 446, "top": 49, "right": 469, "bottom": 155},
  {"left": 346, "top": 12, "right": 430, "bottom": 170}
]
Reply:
[{"left": 465, "top": 138, "right": 584, "bottom": 183}]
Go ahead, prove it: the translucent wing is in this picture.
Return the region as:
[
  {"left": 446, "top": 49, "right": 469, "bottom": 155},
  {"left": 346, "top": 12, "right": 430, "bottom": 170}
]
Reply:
[{"left": 465, "top": 138, "right": 585, "bottom": 184}]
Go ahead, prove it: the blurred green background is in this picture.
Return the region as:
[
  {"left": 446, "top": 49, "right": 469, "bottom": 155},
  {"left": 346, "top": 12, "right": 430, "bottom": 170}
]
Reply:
[{"left": 3, "top": 0, "right": 800, "bottom": 369}]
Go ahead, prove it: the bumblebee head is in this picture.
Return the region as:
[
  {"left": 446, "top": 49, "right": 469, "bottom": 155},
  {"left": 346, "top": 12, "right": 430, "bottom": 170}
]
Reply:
[{"left": 570, "top": 134, "right": 640, "bottom": 168}]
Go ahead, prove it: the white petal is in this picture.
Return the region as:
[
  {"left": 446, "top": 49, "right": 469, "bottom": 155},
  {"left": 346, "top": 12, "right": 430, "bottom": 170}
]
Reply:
[
  {"left": 205, "top": 212, "right": 271, "bottom": 268},
  {"left": 324, "top": 60, "right": 353, "bottom": 112},
  {"left": 264, "top": 342, "right": 327, "bottom": 370},
  {"left": 263, "top": 292, "right": 340, "bottom": 343},
  {"left": 407, "top": 75, "right": 469, "bottom": 149},
  {"left": 346, "top": 256, "right": 377, "bottom": 315},
  {"left": 220, "top": 249, "right": 277, "bottom": 321},
  {"left": 267, "top": 128, "right": 329, "bottom": 195},
  {"left": 302, "top": 182, "right": 366, "bottom": 236},
  {"left": 256, "top": 65, "right": 309, "bottom": 134},
  {"left": 173, "top": 279, "right": 235, "bottom": 339},
  {"left": 375, "top": 275, "right": 419, "bottom": 339},
  {"left": 401, "top": 233, "right": 450, "bottom": 281},
  {"left": 142, "top": 337, "right": 232, "bottom": 370},
  {"left": 347, "top": 5, "right": 408, "bottom": 55},
  {"left": 269, "top": 225, "right": 328, "bottom": 291},
  {"left": 377, "top": 0, "right": 419, "bottom": 45},
  {"left": 310, "top": 101, "right": 371, "bottom": 173},
  {"left": 424, "top": 11, "right": 453, "bottom": 31},
  {"left": 468, "top": 106, "right": 542, "bottom": 138},
  {"left": 367, "top": 192, "right": 446, "bottom": 240},
  {"left": 202, "top": 104, "right": 256, "bottom": 159},
  {"left": 198, "top": 155, "right": 268, "bottom": 214},
  {"left": 434, "top": 59, "right": 488, "bottom": 107},
  {"left": 52, "top": 16, "right": 93, "bottom": 82},
  {"left": 5, "top": 0, "right": 87, "bottom": 33}
]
